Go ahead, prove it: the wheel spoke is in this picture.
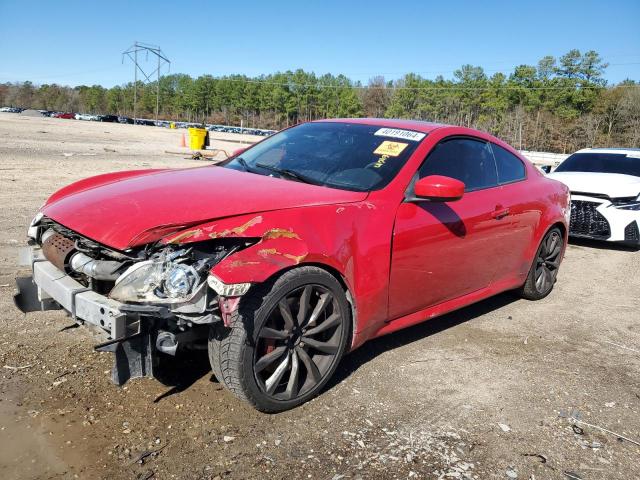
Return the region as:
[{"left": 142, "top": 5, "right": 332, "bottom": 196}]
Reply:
[
  {"left": 307, "top": 292, "right": 332, "bottom": 327},
  {"left": 301, "top": 336, "right": 339, "bottom": 354},
  {"left": 265, "top": 352, "right": 290, "bottom": 395},
  {"left": 259, "top": 327, "right": 289, "bottom": 340},
  {"left": 278, "top": 299, "right": 295, "bottom": 331},
  {"left": 304, "top": 312, "right": 341, "bottom": 337},
  {"left": 255, "top": 346, "right": 286, "bottom": 373},
  {"left": 297, "top": 286, "right": 313, "bottom": 326},
  {"left": 546, "top": 258, "right": 561, "bottom": 269},
  {"left": 535, "top": 266, "right": 545, "bottom": 290},
  {"left": 284, "top": 349, "right": 300, "bottom": 399},
  {"left": 546, "top": 243, "right": 562, "bottom": 261},
  {"left": 295, "top": 345, "right": 321, "bottom": 384},
  {"left": 537, "top": 266, "right": 552, "bottom": 292}
]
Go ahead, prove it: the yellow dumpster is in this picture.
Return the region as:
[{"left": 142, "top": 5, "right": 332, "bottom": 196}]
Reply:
[{"left": 188, "top": 127, "right": 207, "bottom": 150}]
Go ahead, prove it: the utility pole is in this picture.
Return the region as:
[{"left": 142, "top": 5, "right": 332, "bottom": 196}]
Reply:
[{"left": 122, "top": 42, "right": 170, "bottom": 124}]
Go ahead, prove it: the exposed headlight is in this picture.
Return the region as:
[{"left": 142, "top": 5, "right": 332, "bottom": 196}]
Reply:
[
  {"left": 110, "top": 260, "right": 164, "bottom": 302},
  {"left": 110, "top": 260, "right": 200, "bottom": 303},
  {"left": 207, "top": 274, "right": 251, "bottom": 297},
  {"left": 164, "top": 264, "right": 198, "bottom": 298}
]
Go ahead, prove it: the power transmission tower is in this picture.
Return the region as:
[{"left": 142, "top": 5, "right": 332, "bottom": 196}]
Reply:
[{"left": 122, "top": 42, "right": 170, "bottom": 124}]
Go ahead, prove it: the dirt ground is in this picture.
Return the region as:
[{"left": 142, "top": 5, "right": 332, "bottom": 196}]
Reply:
[{"left": 0, "top": 113, "right": 639, "bottom": 480}]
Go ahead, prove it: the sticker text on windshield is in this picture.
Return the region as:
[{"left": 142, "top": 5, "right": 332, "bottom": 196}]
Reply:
[{"left": 374, "top": 128, "right": 426, "bottom": 142}]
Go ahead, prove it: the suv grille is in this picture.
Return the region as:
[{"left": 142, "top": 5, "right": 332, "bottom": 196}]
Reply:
[
  {"left": 624, "top": 221, "right": 640, "bottom": 243},
  {"left": 569, "top": 200, "right": 611, "bottom": 239}
]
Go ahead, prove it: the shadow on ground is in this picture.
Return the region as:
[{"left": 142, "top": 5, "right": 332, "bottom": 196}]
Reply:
[
  {"left": 329, "top": 291, "right": 518, "bottom": 389},
  {"left": 148, "top": 291, "right": 519, "bottom": 402},
  {"left": 153, "top": 349, "right": 212, "bottom": 402}
]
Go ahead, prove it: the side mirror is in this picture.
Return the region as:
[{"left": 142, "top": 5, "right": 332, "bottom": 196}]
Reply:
[
  {"left": 411, "top": 175, "right": 465, "bottom": 202},
  {"left": 540, "top": 165, "right": 552, "bottom": 174}
]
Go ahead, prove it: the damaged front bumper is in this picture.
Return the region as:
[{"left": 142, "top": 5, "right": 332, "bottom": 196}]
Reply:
[{"left": 14, "top": 249, "right": 181, "bottom": 385}]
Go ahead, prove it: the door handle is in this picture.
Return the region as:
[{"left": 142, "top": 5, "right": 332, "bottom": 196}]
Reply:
[{"left": 492, "top": 207, "right": 510, "bottom": 220}]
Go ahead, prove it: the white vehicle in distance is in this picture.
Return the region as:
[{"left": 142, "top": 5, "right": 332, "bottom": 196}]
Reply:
[
  {"left": 547, "top": 148, "right": 640, "bottom": 248},
  {"left": 75, "top": 113, "right": 99, "bottom": 121}
]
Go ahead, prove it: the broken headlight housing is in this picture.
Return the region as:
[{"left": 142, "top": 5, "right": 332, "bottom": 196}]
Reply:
[
  {"left": 109, "top": 238, "right": 258, "bottom": 304},
  {"left": 109, "top": 247, "right": 203, "bottom": 304}
]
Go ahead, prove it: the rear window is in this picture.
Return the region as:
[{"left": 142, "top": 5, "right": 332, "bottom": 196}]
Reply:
[
  {"left": 222, "top": 122, "right": 425, "bottom": 191},
  {"left": 491, "top": 144, "right": 526, "bottom": 184},
  {"left": 555, "top": 152, "right": 640, "bottom": 177}
]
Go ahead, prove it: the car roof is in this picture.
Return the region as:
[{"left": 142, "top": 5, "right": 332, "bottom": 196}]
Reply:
[
  {"left": 315, "top": 117, "right": 447, "bottom": 133},
  {"left": 577, "top": 147, "right": 640, "bottom": 155}
]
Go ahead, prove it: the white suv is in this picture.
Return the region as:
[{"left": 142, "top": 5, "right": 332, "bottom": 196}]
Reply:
[{"left": 547, "top": 148, "right": 640, "bottom": 247}]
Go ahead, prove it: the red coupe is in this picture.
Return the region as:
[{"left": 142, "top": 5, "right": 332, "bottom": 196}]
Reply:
[
  {"left": 52, "top": 112, "right": 76, "bottom": 119},
  {"left": 16, "top": 119, "right": 570, "bottom": 411}
]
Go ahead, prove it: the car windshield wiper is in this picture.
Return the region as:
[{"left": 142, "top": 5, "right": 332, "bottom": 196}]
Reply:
[
  {"left": 255, "top": 163, "right": 322, "bottom": 186},
  {"left": 235, "top": 157, "right": 255, "bottom": 173}
]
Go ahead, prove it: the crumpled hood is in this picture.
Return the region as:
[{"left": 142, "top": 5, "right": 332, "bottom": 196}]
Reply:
[
  {"left": 42, "top": 166, "right": 367, "bottom": 250},
  {"left": 547, "top": 171, "right": 640, "bottom": 199}
]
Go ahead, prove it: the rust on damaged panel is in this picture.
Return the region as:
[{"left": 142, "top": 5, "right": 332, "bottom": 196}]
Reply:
[
  {"left": 166, "top": 228, "right": 203, "bottom": 244},
  {"left": 209, "top": 216, "right": 263, "bottom": 239},
  {"left": 261, "top": 228, "right": 300, "bottom": 240}
]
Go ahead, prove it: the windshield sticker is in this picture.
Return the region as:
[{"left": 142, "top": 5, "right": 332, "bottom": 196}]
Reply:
[
  {"left": 374, "top": 128, "right": 426, "bottom": 142},
  {"left": 374, "top": 141, "right": 408, "bottom": 157},
  {"left": 373, "top": 154, "right": 389, "bottom": 168}
]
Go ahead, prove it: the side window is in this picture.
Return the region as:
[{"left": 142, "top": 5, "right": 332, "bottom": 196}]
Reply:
[
  {"left": 419, "top": 138, "right": 498, "bottom": 191},
  {"left": 492, "top": 144, "right": 526, "bottom": 184}
]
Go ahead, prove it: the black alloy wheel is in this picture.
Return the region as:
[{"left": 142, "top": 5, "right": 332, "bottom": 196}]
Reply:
[
  {"left": 208, "top": 266, "right": 350, "bottom": 412},
  {"left": 254, "top": 284, "right": 344, "bottom": 400},
  {"left": 519, "top": 227, "right": 564, "bottom": 300}
]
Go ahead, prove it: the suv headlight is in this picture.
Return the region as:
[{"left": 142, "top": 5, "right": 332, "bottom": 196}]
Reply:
[
  {"left": 612, "top": 194, "right": 640, "bottom": 211},
  {"left": 110, "top": 259, "right": 200, "bottom": 303}
]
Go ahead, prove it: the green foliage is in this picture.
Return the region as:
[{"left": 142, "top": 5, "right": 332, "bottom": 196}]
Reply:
[{"left": 1, "top": 49, "right": 638, "bottom": 152}]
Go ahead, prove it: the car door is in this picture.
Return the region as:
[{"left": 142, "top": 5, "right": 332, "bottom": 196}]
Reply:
[
  {"left": 388, "top": 136, "right": 512, "bottom": 320},
  {"left": 488, "top": 143, "right": 536, "bottom": 281}
]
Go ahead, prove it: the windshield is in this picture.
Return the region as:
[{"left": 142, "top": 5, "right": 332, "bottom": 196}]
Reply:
[
  {"left": 222, "top": 122, "right": 425, "bottom": 191},
  {"left": 555, "top": 152, "right": 640, "bottom": 177}
]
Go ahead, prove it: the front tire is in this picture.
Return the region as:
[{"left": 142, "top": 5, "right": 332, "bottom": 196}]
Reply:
[
  {"left": 519, "top": 227, "right": 563, "bottom": 300},
  {"left": 208, "top": 266, "right": 350, "bottom": 412}
]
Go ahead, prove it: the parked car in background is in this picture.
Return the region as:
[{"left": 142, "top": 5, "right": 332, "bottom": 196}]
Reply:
[
  {"left": 52, "top": 112, "right": 75, "bottom": 119},
  {"left": 0, "top": 106, "right": 23, "bottom": 113},
  {"left": 98, "top": 115, "right": 119, "bottom": 123},
  {"left": 547, "top": 148, "right": 640, "bottom": 247},
  {"left": 135, "top": 118, "right": 155, "bottom": 126},
  {"left": 75, "top": 113, "right": 99, "bottom": 121},
  {"left": 16, "top": 119, "right": 570, "bottom": 411},
  {"left": 117, "top": 116, "right": 134, "bottom": 124}
]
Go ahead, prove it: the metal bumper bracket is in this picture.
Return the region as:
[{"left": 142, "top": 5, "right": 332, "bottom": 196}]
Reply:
[{"left": 95, "top": 327, "right": 158, "bottom": 386}]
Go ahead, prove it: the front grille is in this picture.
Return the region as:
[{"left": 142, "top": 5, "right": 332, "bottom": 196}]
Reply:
[
  {"left": 624, "top": 221, "right": 640, "bottom": 243},
  {"left": 569, "top": 200, "right": 611, "bottom": 239}
]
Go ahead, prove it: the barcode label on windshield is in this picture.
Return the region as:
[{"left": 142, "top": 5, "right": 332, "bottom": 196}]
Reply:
[{"left": 374, "top": 128, "right": 426, "bottom": 142}]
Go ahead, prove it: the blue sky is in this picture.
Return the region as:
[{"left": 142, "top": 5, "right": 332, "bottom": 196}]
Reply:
[{"left": 0, "top": 0, "right": 638, "bottom": 87}]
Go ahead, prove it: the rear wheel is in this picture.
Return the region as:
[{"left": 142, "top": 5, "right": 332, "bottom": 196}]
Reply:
[
  {"left": 519, "top": 227, "right": 563, "bottom": 300},
  {"left": 208, "top": 266, "right": 350, "bottom": 412}
]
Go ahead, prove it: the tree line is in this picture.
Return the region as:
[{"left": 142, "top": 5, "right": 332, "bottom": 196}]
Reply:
[{"left": 1, "top": 49, "right": 638, "bottom": 153}]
